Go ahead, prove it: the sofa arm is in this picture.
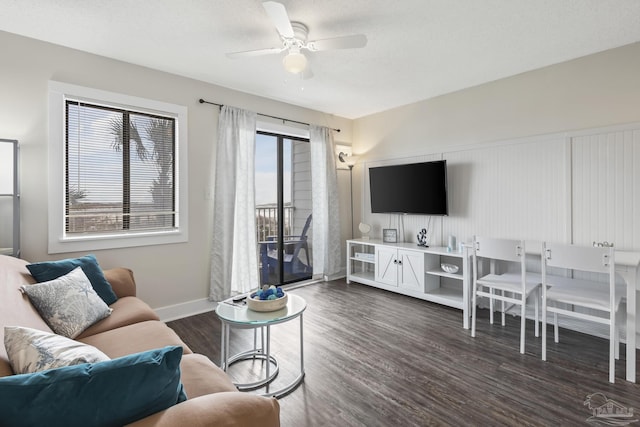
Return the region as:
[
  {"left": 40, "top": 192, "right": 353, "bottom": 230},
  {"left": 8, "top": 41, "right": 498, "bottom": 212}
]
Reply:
[
  {"left": 125, "top": 392, "right": 280, "bottom": 427},
  {"left": 103, "top": 268, "right": 137, "bottom": 298}
]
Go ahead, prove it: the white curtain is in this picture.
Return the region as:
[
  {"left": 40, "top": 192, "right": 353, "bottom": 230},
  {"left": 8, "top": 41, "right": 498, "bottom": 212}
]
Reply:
[
  {"left": 210, "top": 106, "right": 258, "bottom": 301},
  {"left": 309, "top": 125, "right": 341, "bottom": 279}
]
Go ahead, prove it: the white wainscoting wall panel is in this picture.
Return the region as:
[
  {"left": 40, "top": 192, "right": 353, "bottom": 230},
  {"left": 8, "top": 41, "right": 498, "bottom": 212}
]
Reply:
[
  {"left": 571, "top": 128, "right": 640, "bottom": 251},
  {"left": 442, "top": 136, "right": 569, "bottom": 246},
  {"left": 361, "top": 136, "right": 570, "bottom": 247}
]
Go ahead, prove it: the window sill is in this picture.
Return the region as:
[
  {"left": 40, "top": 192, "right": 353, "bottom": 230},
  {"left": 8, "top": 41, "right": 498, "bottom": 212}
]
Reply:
[{"left": 48, "top": 229, "right": 188, "bottom": 254}]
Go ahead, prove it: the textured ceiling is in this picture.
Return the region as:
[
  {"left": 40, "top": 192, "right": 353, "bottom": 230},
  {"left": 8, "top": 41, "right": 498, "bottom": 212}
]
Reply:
[{"left": 2, "top": 0, "right": 640, "bottom": 119}]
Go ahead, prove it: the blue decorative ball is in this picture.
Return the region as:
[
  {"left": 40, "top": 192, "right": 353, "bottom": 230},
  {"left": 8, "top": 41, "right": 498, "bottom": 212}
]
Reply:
[{"left": 251, "top": 286, "right": 285, "bottom": 303}]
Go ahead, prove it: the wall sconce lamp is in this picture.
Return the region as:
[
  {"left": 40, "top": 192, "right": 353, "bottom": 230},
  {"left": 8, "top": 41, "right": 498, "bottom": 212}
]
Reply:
[
  {"left": 338, "top": 151, "right": 358, "bottom": 169},
  {"left": 338, "top": 151, "right": 358, "bottom": 238}
]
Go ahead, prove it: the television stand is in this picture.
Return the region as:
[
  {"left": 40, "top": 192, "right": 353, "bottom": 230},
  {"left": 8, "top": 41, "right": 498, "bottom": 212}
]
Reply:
[{"left": 346, "top": 239, "right": 470, "bottom": 329}]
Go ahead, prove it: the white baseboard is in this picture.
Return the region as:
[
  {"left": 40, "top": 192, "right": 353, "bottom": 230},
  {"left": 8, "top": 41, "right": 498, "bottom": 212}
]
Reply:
[
  {"left": 155, "top": 298, "right": 217, "bottom": 322},
  {"left": 495, "top": 303, "right": 640, "bottom": 349},
  {"left": 328, "top": 268, "right": 347, "bottom": 281}
]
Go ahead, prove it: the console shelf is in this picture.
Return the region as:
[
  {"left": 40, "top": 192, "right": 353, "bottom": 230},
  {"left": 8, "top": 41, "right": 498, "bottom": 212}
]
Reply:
[
  {"left": 346, "top": 239, "right": 470, "bottom": 329},
  {"left": 426, "top": 268, "right": 464, "bottom": 280}
]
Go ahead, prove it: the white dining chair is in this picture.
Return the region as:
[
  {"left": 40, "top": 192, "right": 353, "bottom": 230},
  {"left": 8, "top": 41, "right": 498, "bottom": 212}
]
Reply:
[
  {"left": 471, "top": 236, "right": 541, "bottom": 354},
  {"left": 541, "top": 242, "right": 620, "bottom": 383}
]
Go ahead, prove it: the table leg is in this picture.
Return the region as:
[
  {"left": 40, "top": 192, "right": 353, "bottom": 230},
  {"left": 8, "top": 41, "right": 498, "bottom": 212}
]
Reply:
[
  {"left": 266, "top": 325, "right": 271, "bottom": 393},
  {"left": 300, "top": 313, "right": 305, "bottom": 375},
  {"left": 225, "top": 323, "right": 230, "bottom": 370},
  {"left": 624, "top": 269, "right": 637, "bottom": 382},
  {"left": 253, "top": 328, "right": 257, "bottom": 360},
  {"left": 220, "top": 323, "right": 227, "bottom": 370}
]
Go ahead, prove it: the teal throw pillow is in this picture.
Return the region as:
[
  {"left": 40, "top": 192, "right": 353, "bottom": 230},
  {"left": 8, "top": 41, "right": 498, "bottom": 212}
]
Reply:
[
  {"left": 26, "top": 254, "right": 118, "bottom": 305},
  {"left": 0, "top": 346, "right": 187, "bottom": 427}
]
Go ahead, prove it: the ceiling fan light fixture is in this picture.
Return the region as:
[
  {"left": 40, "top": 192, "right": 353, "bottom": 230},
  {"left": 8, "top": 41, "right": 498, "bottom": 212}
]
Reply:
[{"left": 283, "top": 49, "right": 307, "bottom": 74}]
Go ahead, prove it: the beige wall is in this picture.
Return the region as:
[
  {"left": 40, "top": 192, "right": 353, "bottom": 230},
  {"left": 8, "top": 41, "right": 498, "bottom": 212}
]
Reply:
[
  {"left": 354, "top": 42, "right": 640, "bottom": 159},
  {"left": 351, "top": 42, "right": 640, "bottom": 229},
  {"left": 0, "top": 30, "right": 352, "bottom": 312}
]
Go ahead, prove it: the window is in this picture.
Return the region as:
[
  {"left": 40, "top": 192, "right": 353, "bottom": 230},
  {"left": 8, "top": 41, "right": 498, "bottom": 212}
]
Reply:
[{"left": 48, "top": 82, "right": 188, "bottom": 253}]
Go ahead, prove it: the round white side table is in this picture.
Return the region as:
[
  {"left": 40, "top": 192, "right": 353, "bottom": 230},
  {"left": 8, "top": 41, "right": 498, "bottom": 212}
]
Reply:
[{"left": 215, "top": 293, "right": 306, "bottom": 398}]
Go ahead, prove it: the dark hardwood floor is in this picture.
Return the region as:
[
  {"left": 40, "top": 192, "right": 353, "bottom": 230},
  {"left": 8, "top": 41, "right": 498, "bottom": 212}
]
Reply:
[{"left": 167, "top": 280, "right": 640, "bottom": 427}]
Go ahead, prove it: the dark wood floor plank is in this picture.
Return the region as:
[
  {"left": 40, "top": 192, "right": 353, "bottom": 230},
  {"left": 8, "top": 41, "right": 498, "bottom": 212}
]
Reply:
[{"left": 168, "top": 280, "right": 640, "bottom": 427}]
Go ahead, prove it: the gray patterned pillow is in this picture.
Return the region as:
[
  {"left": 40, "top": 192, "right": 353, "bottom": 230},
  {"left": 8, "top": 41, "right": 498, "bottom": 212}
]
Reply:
[
  {"left": 4, "top": 326, "right": 110, "bottom": 374},
  {"left": 20, "top": 267, "right": 112, "bottom": 338}
]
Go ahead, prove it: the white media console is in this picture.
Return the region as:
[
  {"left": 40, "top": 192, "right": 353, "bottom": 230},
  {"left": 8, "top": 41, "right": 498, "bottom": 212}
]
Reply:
[{"left": 346, "top": 239, "right": 471, "bottom": 329}]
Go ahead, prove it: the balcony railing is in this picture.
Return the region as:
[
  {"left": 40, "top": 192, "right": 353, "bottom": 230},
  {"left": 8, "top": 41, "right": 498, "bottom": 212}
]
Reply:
[{"left": 255, "top": 204, "right": 294, "bottom": 242}]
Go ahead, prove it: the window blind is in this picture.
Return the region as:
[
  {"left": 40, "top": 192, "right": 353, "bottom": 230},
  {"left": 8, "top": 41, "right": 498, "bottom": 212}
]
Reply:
[{"left": 65, "top": 100, "right": 176, "bottom": 235}]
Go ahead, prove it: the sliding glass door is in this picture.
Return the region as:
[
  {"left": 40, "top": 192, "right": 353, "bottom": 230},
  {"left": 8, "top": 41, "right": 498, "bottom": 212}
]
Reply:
[{"left": 255, "top": 131, "right": 312, "bottom": 286}]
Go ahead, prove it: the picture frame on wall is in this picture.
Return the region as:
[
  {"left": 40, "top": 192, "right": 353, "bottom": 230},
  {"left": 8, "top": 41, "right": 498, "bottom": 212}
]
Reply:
[{"left": 383, "top": 228, "right": 397, "bottom": 243}]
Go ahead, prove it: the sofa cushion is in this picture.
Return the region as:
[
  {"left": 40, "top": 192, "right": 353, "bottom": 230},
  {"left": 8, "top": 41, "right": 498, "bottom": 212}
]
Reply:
[
  {"left": 125, "top": 392, "right": 281, "bottom": 427},
  {"left": 0, "top": 346, "right": 187, "bottom": 427},
  {"left": 4, "top": 326, "right": 109, "bottom": 374},
  {"left": 0, "top": 359, "right": 13, "bottom": 378},
  {"left": 26, "top": 254, "right": 118, "bottom": 305},
  {"left": 20, "top": 267, "right": 112, "bottom": 338},
  {"left": 103, "top": 267, "right": 137, "bottom": 298},
  {"left": 76, "top": 296, "right": 160, "bottom": 339},
  {"left": 79, "top": 320, "right": 193, "bottom": 358},
  {"left": 179, "top": 353, "right": 237, "bottom": 398}
]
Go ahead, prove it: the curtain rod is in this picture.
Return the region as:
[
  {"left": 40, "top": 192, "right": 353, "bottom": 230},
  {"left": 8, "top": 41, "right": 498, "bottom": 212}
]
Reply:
[{"left": 198, "top": 98, "right": 340, "bottom": 133}]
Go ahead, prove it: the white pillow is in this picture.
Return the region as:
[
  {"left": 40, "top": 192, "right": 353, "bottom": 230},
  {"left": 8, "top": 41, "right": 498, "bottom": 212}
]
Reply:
[
  {"left": 4, "top": 326, "right": 110, "bottom": 374},
  {"left": 20, "top": 266, "right": 112, "bottom": 338}
]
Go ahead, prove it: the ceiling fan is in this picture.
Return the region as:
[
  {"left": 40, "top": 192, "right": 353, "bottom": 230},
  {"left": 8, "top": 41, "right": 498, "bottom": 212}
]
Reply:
[{"left": 226, "top": 1, "right": 367, "bottom": 77}]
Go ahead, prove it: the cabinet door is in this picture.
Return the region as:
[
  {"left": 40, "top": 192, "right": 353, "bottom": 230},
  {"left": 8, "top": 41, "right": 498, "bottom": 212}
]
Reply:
[
  {"left": 375, "top": 246, "right": 398, "bottom": 287},
  {"left": 398, "top": 249, "right": 424, "bottom": 291}
]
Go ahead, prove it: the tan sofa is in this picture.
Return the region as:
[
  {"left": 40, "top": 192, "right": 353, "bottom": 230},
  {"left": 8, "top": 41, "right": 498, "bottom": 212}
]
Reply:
[{"left": 0, "top": 255, "right": 280, "bottom": 427}]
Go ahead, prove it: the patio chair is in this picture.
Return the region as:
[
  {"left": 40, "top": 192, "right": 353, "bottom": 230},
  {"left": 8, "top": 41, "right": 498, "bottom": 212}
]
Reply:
[{"left": 260, "top": 214, "right": 312, "bottom": 284}]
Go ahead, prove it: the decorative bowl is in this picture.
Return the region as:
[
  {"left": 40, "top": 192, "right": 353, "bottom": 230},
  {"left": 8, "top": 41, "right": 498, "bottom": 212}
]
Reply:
[
  {"left": 441, "top": 263, "right": 459, "bottom": 274},
  {"left": 247, "top": 292, "right": 288, "bottom": 312}
]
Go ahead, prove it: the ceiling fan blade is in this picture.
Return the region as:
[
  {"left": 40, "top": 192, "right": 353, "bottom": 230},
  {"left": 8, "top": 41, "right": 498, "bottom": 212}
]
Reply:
[
  {"left": 262, "top": 1, "right": 294, "bottom": 38},
  {"left": 226, "top": 47, "right": 284, "bottom": 59},
  {"left": 306, "top": 34, "right": 367, "bottom": 51}
]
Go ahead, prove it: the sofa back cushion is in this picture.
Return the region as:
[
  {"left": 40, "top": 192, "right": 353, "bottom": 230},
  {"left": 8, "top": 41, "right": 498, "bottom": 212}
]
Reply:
[
  {"left": 0, "top": 255, "right": 52, "bottom": 366},
  {"left": 26, "top": 254, "right": 118, "bottom": 305},
  {"left": 0, "top": 360, "right": 12, "bottom": 378}
]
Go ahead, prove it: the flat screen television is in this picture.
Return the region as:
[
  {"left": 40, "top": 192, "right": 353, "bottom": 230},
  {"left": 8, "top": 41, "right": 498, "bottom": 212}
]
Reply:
[{"left": 369, "top": 160, "right": 448, "bottom": 215}]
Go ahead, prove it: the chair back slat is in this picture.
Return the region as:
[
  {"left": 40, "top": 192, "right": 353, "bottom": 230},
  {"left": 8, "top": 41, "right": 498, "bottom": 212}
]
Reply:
[
  {"left": 474, "top": 236, "right": 523, "bottom": 262},
  {"left": 544, "top": 242, "right": 613, "bottom": 274}
]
